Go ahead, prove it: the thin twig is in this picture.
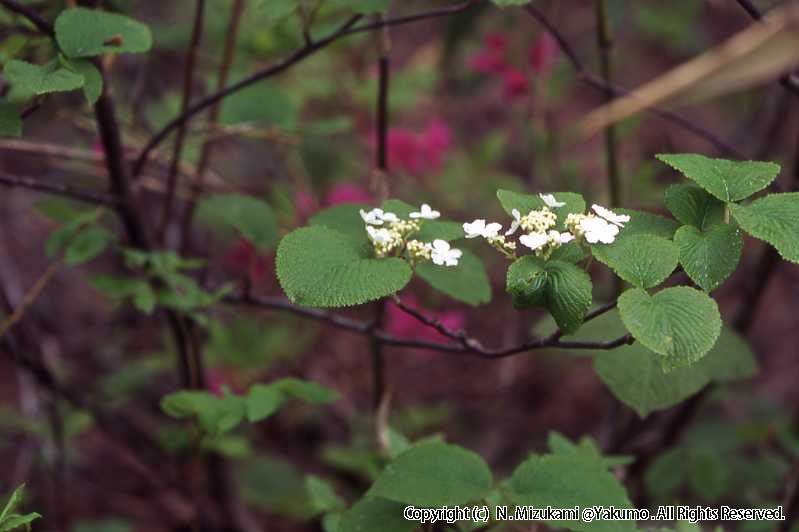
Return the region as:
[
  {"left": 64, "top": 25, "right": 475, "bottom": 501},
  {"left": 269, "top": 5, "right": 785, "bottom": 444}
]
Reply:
[
  {"left": 0, "top": 171, "right": 118, "bottom": 206},
  {"left": 158, "top": 0, "right": 206, "bottom": 244},
  {"left": 595, "top": 0, "right": 620, "bottom": 207},
  {"left": 0, "top": 0, "right": 54, "bottom": 36},
  {"left": 0, "top": 260, "right": 62, "bottom": 342},
  {"left": 180, "top": 0, "right": 245, "bottom": 253}
]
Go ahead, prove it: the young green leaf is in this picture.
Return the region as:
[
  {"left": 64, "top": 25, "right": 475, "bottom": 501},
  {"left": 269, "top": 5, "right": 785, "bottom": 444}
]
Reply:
[
  {"left": 618, "top": 286, "right": 722, "bottom": 371},
  {"left": 415, "top": 249, "right": 491, "bottom": 305},
  {"left": 305, "top": 475, "right": 346, "bottom": 514},
  {"left": 55, "top": 7, "right": 153, "bottom": 58},
  {"left": 45, "top": 209, "right": 104, "bottom": 257},
  {"left": 337, "top": 497, "right": 413, "bottom": 532},
  {"left": 276, "top": 226, "right": 412, "bottom": 308},
  {"left": 246, "top": 378, "right": 338, "bottom": 423},
  {"left": 160, "top": 391, "right": 246, "bottom": 435},
  {"left": 0, "top": 102, "right": 21, "bottom": 137},
  {"left": 0, "top": 513, "right": 42, "bottom": 531},
  {"left": 91, "top": 275, "right": 156, "bottom": 313},
  {"left": 547, "top": 432, "right": 633, "bottom": 468},
  {"left": 664, "top": 183, "right": 725, "bottom": 230},
  {"left": 368, "top": 442, "right": 493, "bottom": 507},
  {"left": 64, "top": 227, "right": 114, "bottom": 266},
  {"left": 656, "top": 153, "right": 780, "bottom": 202},
  {"left": 496, "top": 189, "right": 586, "bottom": 230},
  {"left": 508, "top": 454, "right": 636, "bottom": 532},
  {"left": 0, "top": 485, "right": 25, "bottom": 522},
  {"left": 4, "top": 59, "right": 84, "bottom": 95},
  {"left": 507, "top": 257, "right": 592, "bottom": 333},
  {"left": 197, "top": 194, "right": 278, "bottom": 251},
  {"left": 592, "top": 234, "right": 678, "bottom": 289},
  {"left": 674, "top": 224, "right": 742, "bottom": 291},
  {"left": 729, "top": 192, "right": 799, "bottom": 263},
  {"left": 66, "top": 59, "right": 103, "bottom": 105}
]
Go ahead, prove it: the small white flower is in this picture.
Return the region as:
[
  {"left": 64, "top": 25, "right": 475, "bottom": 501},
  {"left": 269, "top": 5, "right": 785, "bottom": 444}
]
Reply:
[
  {"left": 463, "top": 219, "right": 502, "bottom": 239},
  {"left": 539, "top": 193, "right": 566, "bottom": 208},
  {"left": 409, "top": 203, "right": 440, "bottom": 220},
  {"left": 360, "top": 208, "right": 398, "bottom": 225},
  {"left": 548, "top": 230, "right": 574, "bottom": 244},
  {"left": 591, "top": 204, "right": 630, "bottom": 226},
  {"left": 519, "top": 232, "right": 550, "bottom": 251},
  {"left": 430, "top": 239, "right": 462, "bottom": 267},
  {"left": 505, "top": 209, "right": 522, "bottom": 236},
  {"left": 580, "top": 216, "right": 619, "bottom": 244},
  {"left": 366, "top": 225, "right": 394, "bottom": 245}
]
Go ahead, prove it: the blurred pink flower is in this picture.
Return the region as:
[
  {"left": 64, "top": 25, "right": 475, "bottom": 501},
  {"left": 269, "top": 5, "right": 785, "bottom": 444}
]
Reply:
[
  {"left": 469, "top": 32, "right": 508, "bottom": 75},
  {"left": 207, "top": 367, "right": 243, "bottom": 397},
  {"left": 224, "top": 239, "right": 270, "bottom": 283},
  {"left": 529, "top": 33, "right": 558, "bottom": 74},
  {"left": 502, "top": 68, "right": 529, "bottom": 100},
  {"left": 386, "top": 118, "right": 452, "bottom": 177},
  {"left": 294, "top": 189, "right": 317, "bottom": 219},
  {"left": 325, "top": 182, "right": 373, "bottom": 205},
  {"left": 385, "top": 295, "right": 466, "bottom": 343}
]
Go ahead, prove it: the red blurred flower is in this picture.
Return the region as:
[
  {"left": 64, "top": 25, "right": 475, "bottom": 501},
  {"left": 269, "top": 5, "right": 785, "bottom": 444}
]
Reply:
[
  {"left": 502, "top": 68, "right": 529, "bottom": 100},
  {"left": 469, "top": 32, "right": 508, "bottom": 75},
  {"left": 529, "top": 33, "right": 558, "bottom": 74},
  {"left": 385, "top": 295, "right": 466, "bottom": 343},
  {"left": 224, "top": 239, "right": 270, "bottom": 284},
  {"left": 386, "top": 118, "right": 452, "bottom": 177},
  {"left": 294, "top": 189, "right": 317, "bottom": 219},
  {"left": 325, "top": 182, "right": 373, "bottom": 206}
]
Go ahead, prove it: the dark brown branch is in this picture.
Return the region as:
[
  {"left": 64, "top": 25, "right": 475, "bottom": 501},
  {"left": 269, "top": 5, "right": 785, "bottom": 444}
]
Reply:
[
  {"left": 0, "top": 171, "right": 118, "bottom": 206},
  {"left": 158, "top": 0, "right": 206, "bottom": 244},
  {"left": 0, "top": 0, "right": 54, "bottom": 37},
  {"left": 132, "top": 1, "right": 481, "bottom": 178}
]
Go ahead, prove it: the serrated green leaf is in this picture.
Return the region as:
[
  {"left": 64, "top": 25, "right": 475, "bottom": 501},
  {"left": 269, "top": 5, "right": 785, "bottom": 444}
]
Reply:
[
  {"left": 160, "top": 390, "right": 245, "bottom": 435},
  {"left": 415, "top": 249, "right": 490, "bottom": 305},
  {"left": 305, "top": 475, "right": 345, "bottom": 514},
  {"left": 547, "top": 432, "right": 633, "bottom": 469},
  {"left": 197, "top": 194, "right": 277, "bottom": 251},
  {"left": 64, "top": 227, "right": 114, "bottom": 266},
  {"left": 0, "top": 102, "right": 21, "bottom": 137},
  {"left": 674, "top": 224, "right": 742, "bottom": 292},
  {"left": 729, "top": 192, "right": 799, "bottom": 263},
  {"left": 508, "top": 454, "right": 636, "bottom": 532},
  {"left": 592, "top": 234, "right": 678, "bottom": 289},
  {"left": 664, "top": 183, "right": 725, "bottom": 230},
  {"left": 369, "top": 442, "right": 493, "bottom": 507},
  {"left": 497, "top": 189, "right": 585, "bottom": 230},
  {"left": 618, "top": 287, "right": 721, "bottom": 370},
  {"left": 66, "top": 59, "right": 102, "bottom": 105},
  {"left": 338, "top": 497, "right": 412, "bottom": 532},
  {"left": 507, "top": 257, "right": 592, "bottom": 333},
  {"left": 4, "top": 59, "right": 84, "bottom": 95},
  {"left": 55, "top": 7, "right": 152, "bottom": 58},
  {"left": 656, "top": 153, "right": 780, "bottom": 202},
  {"left": 276, "top": 226, "right": 412, "bottom": 308},
  {"left": 613, "top": 208, "right": 680, "bottom": 239},
  {"left": 310, "top": 203, "right": 371, "bottom": 244}
]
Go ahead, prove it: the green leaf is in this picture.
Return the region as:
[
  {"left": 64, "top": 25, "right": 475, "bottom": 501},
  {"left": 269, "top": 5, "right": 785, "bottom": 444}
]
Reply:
[
  {"left": 305, "top": 475, "right": 345, "bottom": 514},
  {"left": 664, "top": 184, "right": 725, "bottom": 230},
  {"left": 4, "top": 59, "right": 84, "bottom": 95},
  {"left": 368, "top": 442, "right": 493, "bottom": 507},
  {"left": 246, "top": 378, "right": 338, "bottom": 423},
  {"left": 491, "top": 0, "right": 530, "bottom": 6},
  {"left": 91, "top": 275, "right": 156, "bottom": 313},
  {"left": 496, "top": 189, "right": 585, "bottom": 230},
  {"left": 696, "top": 326, "right": 758, "bottom": 383},
  {"left": 656, "top": 153, "right": 780, "bottom": 202},
  {"left": 67, "top": 59, "right": 102, "bottom": 105},
  {"left": 729, "top": 192, "right": 799, "bottom": 263},
  {"left": 0, "top": 485, "right": 24, "bottom": 522},
  {"left": 618, "top": 287, "right": 722, "bottom": 370},
  {"left": 415, "top": 249, "right": 490, "bottom": 306},
  {"left": 338, "top": 497, "right": 413, "bottom": 532},
  {"left": 0, "top": 102, "right": 21, "bottom": 137},
  {"left": 45, "top": 208, "right": 103, "bottom": 257},
  {"left": 506, "top": 257, "right": 592, "bottom": 333},
  {"left": 326, "top": 0, "right": 391, "bottom": 13},
  {"left": 0, "top": 513, "right": 41, "bottom": 531},
  {"left": 64, "top": 227, "right": 114, "bottom": 266},
  {"left": 508, "top": 454, "right": 636, "bottom": 532},
  {"left": 197, "top": 194, "right": 278, "bottom": 251},
  {"left": 674, "top": 224, "right": 743, "bottom": 292},
  {"left": 592, "top": 234, "right": 678, "bottom": 289},
  {"left": 55, "top": 7, "right": 153, "bottom": 58},
  {"left": 613, "top": 208, "right": 680, "bottom": 239},
  {"left": 310, "top": 203, "right": 371, "bottom": 244},
  {"left": 547, "top": 432, "right": 633, "bottom": 468},
  {"left": 276, "top": 226, "right": 412, "bottom": 308},
  {"left": 160, "top": 391, "right": 245, "bottom": 435}
]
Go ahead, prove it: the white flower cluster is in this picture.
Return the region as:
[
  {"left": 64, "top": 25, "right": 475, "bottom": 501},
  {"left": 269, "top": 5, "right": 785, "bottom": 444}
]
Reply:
[
  {"left": 463, "top": 193, "right": 629, "bottom": 260},
  {"left": 360, "top": 204, "right": 463, "bottom": 267}
]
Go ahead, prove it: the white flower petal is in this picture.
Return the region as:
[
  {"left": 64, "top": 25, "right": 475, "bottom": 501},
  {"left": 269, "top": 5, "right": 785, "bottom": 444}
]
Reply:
[
  {"left": 483, "top": 222, "right": 503, "bottom": 238},
  {"left": 463, "top": 219, "right": 487, "bottom": 238},
  {"left": 519, "top": 232, "right": 549, "bottom": 250},
  {"left": 539, "top": 193, "right": 566, "bottom": 208},
  {"left": 591, "top": 204, "right": 630, "bottom": 226}
]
